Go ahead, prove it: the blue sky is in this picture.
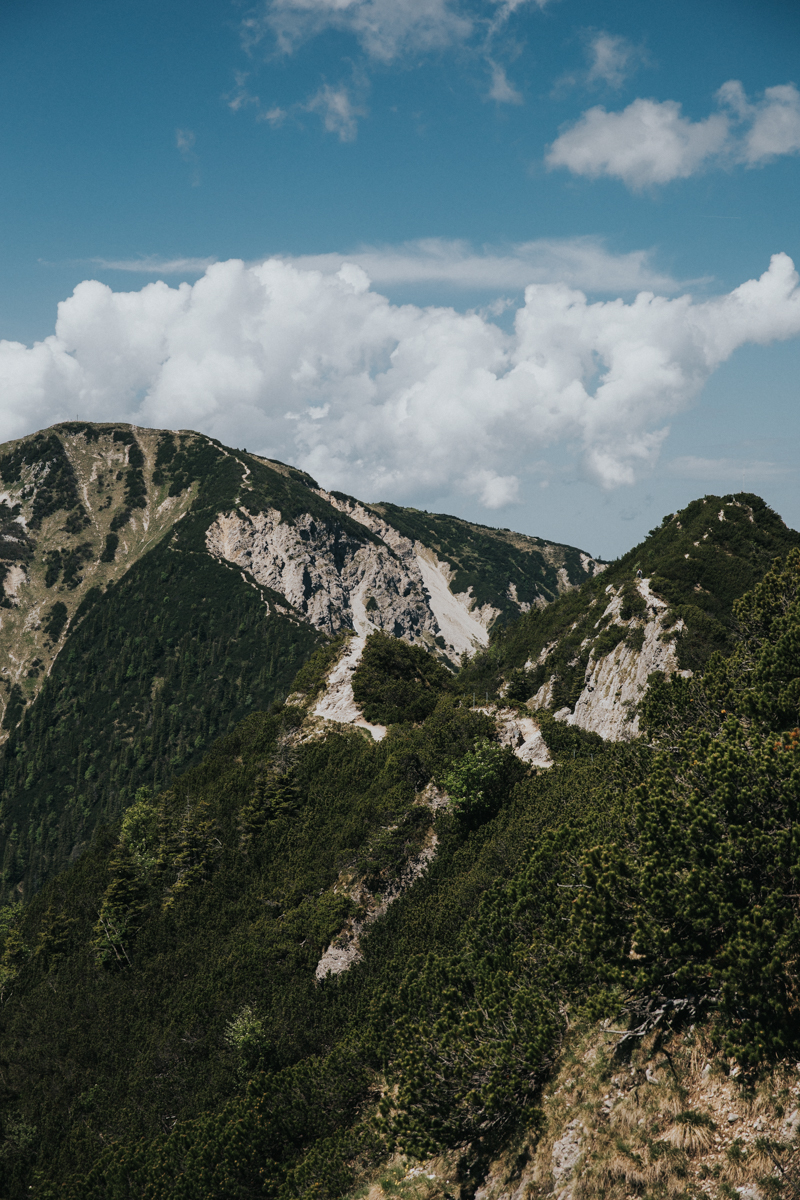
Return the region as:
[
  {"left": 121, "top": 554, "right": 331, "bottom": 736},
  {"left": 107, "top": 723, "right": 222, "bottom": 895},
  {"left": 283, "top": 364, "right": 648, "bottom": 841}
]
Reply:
[{"left": 1, "top": 0, "right": 799, "bottom": 556}]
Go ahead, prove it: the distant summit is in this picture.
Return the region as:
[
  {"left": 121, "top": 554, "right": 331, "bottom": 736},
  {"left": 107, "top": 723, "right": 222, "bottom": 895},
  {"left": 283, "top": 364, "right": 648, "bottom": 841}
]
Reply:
[{"left": 460, "top": 491, "right": 800, "bottom": 739}]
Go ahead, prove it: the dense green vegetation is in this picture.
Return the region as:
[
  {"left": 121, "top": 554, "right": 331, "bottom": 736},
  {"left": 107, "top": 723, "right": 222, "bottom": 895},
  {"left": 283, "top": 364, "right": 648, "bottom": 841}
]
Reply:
[
  {"left": 0, "top": 541, "right": 321, "bottom": 901},
  {"left": 0, "top": 537, "right": 796, "bottom": 1197},
  {"left": 1, "top": 469, "right": 799, "bottom": 1199},
  {"left": 352, "top": 632, "right": 454, "bottom": 723}
]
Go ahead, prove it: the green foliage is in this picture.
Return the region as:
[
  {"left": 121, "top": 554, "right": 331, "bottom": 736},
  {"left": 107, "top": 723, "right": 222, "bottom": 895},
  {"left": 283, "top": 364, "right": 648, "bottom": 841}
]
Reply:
[
  {"left": 0, "top": 432, "right": 86, "bottom": 531},
  {"left": 441, "top": 739, "right": 524, "bottom": 822},
  {"left": 458, "top": 492, "right": 800, "bottom": 706},
  {"left": 626, "top": 625, "right": 646, "bottom": 651},
  {"left": 0, "top": 542, "right": 321, "bottom": 900},
  {"left": 1, "top": 684, "right": 26, "bottom": 731},
  {"left": 289, "top": 635, "right": 348, "bottom": 704},
  {"left": 618, "top": 580, "right": 646, "bottom": 621},
  {"left": 577, "top": 548, "right": 800, "bottom": 1066},
  {"left": 593, "top": 623, "right": 629, "bottom": 660},
  {"left": 99, "top": 532, "right": 118, "bottom": 563},
  {"left": 534, "top": 708, "right": 604, "bottom": 761},
  {"left": 0, "top": 478, "right": 799, "bottom": 1198},
  {"left": 108, "top": 429, "right": 147, "bottom": 531},
  {"left": 352, "top": 631, "right": 452, "bottom": 724}
]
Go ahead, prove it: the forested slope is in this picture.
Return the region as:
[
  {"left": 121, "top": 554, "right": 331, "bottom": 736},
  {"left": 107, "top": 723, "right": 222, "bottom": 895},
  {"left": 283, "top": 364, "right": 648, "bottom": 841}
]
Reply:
[
  {"left": 0, "top": 540, "right": 798, "bottom": 1199},
  {"left": 0, "top": 422, "right": 601, "bottom": 902}
]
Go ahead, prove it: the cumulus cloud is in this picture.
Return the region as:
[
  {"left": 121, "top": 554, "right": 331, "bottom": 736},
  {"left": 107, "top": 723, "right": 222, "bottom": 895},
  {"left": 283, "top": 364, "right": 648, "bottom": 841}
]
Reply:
[
  {"left": 547, "top": 97, "right": 729, "bottom": 188},
  {"left": 285, "top": 236, "right": 689, "bottom": 294},
  {"left": 718, "top": 80, "right": 800, "bottom": 164},
  {"left": 547, "top": 81, "right": 800, "bottom": 189},
  {"left": 2, "top": 254, "right": 800, "bottom": 505}
]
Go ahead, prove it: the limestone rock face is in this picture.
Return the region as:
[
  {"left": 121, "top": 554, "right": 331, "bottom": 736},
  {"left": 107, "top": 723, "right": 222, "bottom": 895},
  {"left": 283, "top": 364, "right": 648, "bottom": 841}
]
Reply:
[
  {"left": 311, "top": 634, "right": 386, "bottom": 741},
  {"left": 551, "top": 1118, "right": 585, "bottom": 1195},
  {"left": 205, "top": 503, "right": 496, "bottom": 660},
  {"left": 530, "top": 578, "right": 690, "bottom": 742}
]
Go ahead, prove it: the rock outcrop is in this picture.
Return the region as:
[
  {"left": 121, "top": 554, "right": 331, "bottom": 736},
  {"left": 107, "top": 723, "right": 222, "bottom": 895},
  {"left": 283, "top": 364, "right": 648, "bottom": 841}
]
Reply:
[
  {"left": 530, "top": 578, "right": 689, "bottom": 742},
  {"left": 206, "top": 505, "right": 491, "bottom": 659},
  {"left": 206, "top": 485, "right": 604, "bottom": 663}
]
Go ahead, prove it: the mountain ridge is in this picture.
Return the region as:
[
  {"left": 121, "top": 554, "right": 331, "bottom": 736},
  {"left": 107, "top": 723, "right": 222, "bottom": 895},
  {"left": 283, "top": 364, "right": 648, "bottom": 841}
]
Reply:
[
  {"left": 0, "top": 421, "right": 603, "bottom": 898},
  {"left": 0, "top": 439, "right": 798, "bottom": 1197}
]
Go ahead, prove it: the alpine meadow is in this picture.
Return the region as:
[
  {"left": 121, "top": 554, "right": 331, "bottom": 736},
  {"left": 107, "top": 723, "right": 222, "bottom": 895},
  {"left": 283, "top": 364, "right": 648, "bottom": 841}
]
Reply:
[{"left": 0, "top": 422, "right": 796, "bottom": 1199}]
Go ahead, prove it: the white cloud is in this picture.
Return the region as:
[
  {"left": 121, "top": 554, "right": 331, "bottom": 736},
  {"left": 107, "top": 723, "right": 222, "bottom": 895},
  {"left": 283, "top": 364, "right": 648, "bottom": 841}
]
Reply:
[
  {"left": 585, "top": 32, "right": 638, "bottom": 89},
  {"left": 260, "top": 106, "right": 288, "bottom": 126},
  {"left": 285, "top": 236, "right": 689, "bottom": 294},
  {"left": 668, "top": 456, "right": 789, "bottom": 481},
  {"left": 486, "top": 62, "right": 522, "bottom": 105},
  {"left": 175, "top": 129, "right": 200, "bottom": 186},
  {"left": 2, "top": 254, "right": 800, "bottom": 505},
  {"left": 305, "top": 83, "right": 365, "bottom": 140},
  {"left": 547, "top": 98, "right": 729, "bottom": 188},
  {"left": 175, "top": 129, "right": 196, "bottom": 159},
  {"left": 718, "top": 80, "right": 800, "bottom": 164},
  {"left": 474, "top": 469, "right": 521, "bottom": 507},
  {"left": 89, "top": 256, "right": 217, "bottom": 275},
  {"left": 547, "top": 81, "right": 800, "bottom": 189},
  {"left": 246, "top": 0, "right": 472, "bottom": 63}
]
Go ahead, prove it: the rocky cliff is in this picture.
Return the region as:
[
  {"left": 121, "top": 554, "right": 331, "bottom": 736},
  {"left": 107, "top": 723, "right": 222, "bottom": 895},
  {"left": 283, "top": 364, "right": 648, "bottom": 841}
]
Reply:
[{"left": 0, "top": 422, "right": 603, "bottom": 736}]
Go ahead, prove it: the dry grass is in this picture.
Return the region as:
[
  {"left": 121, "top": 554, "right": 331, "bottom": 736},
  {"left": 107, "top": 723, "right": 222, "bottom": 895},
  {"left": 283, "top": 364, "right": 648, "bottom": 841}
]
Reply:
[
  {"left": 663, "top": 1113, "right": 716, "bottom": 1154},
  {"left": 345, "top": 1021, "right": 800, "bottom": 1200}
]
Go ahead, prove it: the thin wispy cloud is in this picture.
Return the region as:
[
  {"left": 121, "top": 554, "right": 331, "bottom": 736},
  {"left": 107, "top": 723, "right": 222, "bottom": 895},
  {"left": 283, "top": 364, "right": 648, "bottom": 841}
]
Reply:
[
  {"left": 286, "top": 236, "right": 694, "bottom": 294},
  {"left": 305, "top": 84, "right": 366, "bottom": 141},
  {"left": 227, "top": 69, "right": 363, "bottom": 139},
  {"left": 486, "top": 62, "right": 523, "bottom": 105},
  {"left": 175, "top": 128, "right": 196, "bottom": 158},
  {"left": 88, "top": 256, "right": 217, "bottom": 274},
  {"left": 244, "top": 0, "right": 473, "bottom": 64},
  {"left": 552, "top": 29, "right": 644, "bottom": 96},
  {"left": 547, "top": 81, "right": 800, "bottom": 190},
  {"left": 669, "top": 455, "right": 789, "bottom": 481},
  {"left": 236, "top": 0, "right": 545, "bottom": 131},
  {"left": 585, "top": 32, "right": 640, "bottom": 89},
  {"left": 175, "top": 128, "right": 200, "bottom": 186}
]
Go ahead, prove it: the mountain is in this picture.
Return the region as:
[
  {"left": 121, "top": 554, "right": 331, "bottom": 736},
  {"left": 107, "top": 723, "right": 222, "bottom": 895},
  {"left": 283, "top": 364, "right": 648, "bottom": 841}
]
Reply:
[
  {"left": 2, "top": 426, "right": 800, "bottom": 1200},
  {"left": 0, "top": 422, "right": 603, "bottom": 899},
  {"left": 0, "top": 530, "right": 798, "bottom": 1200},
  {"left": 459, "top": 491, "right": 800, "bottom": 738}
]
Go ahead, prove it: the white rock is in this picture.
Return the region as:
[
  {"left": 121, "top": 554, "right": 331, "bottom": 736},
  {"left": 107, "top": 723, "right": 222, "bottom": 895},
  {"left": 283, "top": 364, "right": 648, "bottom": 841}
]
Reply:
[
  {"left": 483, "top": 707, "right": 553, "bottom": 768},
  {"left": 781, "top": 1108, "right": 800, "bottom": 1141},
  {"left": 312, "top": 636, "right": 386, "bottom": 741},
  {"left": 552, "top": 1119, "right": 584, "bottom": 1186},
  {"left": 554, "top": 577, "right": 689, "bottom": 742}
]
